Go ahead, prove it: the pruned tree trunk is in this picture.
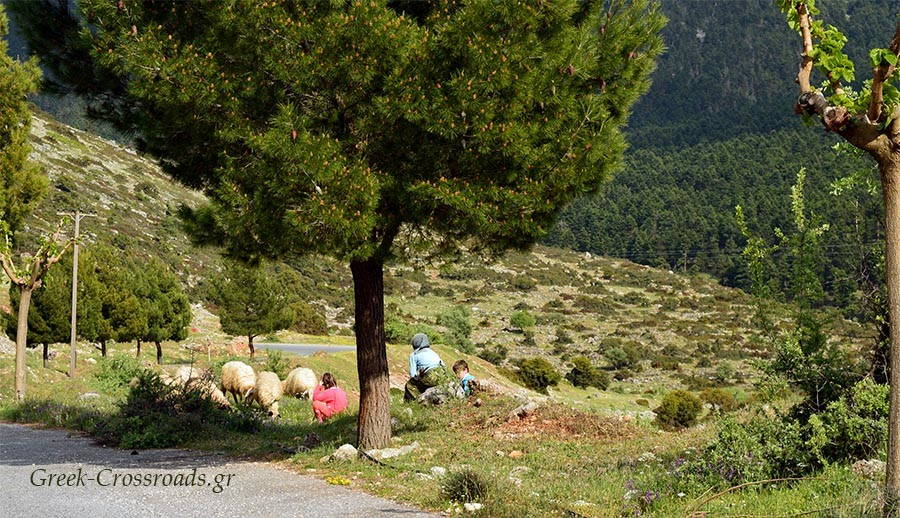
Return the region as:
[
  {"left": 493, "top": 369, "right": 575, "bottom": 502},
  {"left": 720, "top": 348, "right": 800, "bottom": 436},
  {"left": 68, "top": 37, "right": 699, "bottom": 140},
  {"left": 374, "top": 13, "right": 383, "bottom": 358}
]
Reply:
[
  {"left": 136, "top": 339, "right": 141, "bottom": 358},
  {"left": 883, "top": 155, "right": 900, "bottom": 510},
  {"left": 99, "top": 340, "right": 107, "bottom": 357},
  {"left": 14, "top": 287, "right": 33, "bottom": 402},
  {"left": 248, "top": 334, "right": 255, "bottom": 358},
  {"left": 351, "top": 258, "right": 391, "bottom": 450},
  {"left": 155, "top": 341, "right": 162, "bottom": 365},
  {"left": 42, "top": 343, "right": 49, "bottom": 369}
]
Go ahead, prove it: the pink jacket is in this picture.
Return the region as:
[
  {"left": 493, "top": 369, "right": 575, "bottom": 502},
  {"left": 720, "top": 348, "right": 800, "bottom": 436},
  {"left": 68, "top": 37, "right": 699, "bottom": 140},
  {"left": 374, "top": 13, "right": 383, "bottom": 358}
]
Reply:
[{"left": 313, "top": 385, "right": 348, "bottom": 414}]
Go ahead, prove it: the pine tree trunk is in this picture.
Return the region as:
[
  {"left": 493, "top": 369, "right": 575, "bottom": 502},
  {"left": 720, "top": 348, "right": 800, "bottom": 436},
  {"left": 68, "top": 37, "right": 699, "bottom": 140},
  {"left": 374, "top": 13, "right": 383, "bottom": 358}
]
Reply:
[
  {"left": 883, "top": 154, "right": 900, "bottom": 513},
  {"left": 14, "top": 287, "right": 33, "bottom": 402},
  {"left": 100, "top": 340, "right": 107, "bottom": 357},
  {"left": 248, "top": 335, "right": 255, "bottom": 358},
  {"left": 155, "top": 341, "right": 162, "bottom": 365},
  {"left": 42, "top": 343, "right": 48, "bottom": 369},
  {"left": 136, "top": 339, "right": 141, "bottom": 358},
  {"left": 351, "top": 258, "right": 391, "bottom": 450}
]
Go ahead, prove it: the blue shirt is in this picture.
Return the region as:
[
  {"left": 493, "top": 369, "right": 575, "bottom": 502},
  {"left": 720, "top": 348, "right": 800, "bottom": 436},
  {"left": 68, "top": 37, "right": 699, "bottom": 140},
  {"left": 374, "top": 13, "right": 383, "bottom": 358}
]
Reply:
[
  {"left": 409, "top": 347, "right": 443, "bottom": 378},
  {"left": 460, "top": 373, "right": 475, "bottom": 395}
]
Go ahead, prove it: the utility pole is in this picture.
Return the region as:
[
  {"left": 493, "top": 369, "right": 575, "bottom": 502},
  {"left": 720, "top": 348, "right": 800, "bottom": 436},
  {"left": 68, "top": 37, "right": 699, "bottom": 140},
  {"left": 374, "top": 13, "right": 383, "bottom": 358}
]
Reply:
[{"left": 58, "top": 210, "right": 96, "bottom": 377}]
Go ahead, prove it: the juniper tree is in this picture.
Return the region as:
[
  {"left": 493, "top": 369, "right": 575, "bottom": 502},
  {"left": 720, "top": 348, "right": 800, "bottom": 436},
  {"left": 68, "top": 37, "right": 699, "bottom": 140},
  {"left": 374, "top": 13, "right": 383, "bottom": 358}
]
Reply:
[
  {"left": 134, "top": 260, "right": 190, "bottom": 365},
  {"left": 206, "top": 261, "right": 294, "bottom": 358},
  {"left": 17, "top": 0, "right": 664, "bottom": 448},
  {"left": 775, "top": 0, "right": 900, "bottom": 507}
]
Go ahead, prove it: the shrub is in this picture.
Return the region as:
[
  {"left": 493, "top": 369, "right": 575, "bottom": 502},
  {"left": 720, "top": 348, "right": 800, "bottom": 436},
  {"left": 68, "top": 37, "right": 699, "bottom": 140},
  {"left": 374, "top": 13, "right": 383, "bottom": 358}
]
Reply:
[
  {"left": 438, "top": 306, "right": 473, "bottom": 353},
  {"left": 613, "top": 368, "right": 634, "bottom": 380},
  {"left": 700, "top": 388, "right": 739, "bottom": 413},
  {"left": 93, "top": 355, "right": 146, "bottom": 394},
  {"left": 478, "top": 345, "right": 508, "bottom": 365},
  {"left": 605, "top": 342, "right": 641, "bottom": 370},
  {"left": 574, "top": 295, "right": 615, "bottom": 313},
  {"left": 654, "top": 390, "right": 702, "bottom": 430},
  {"left": 442, "top": 469, "right": 491, "bottom": 503},
  {"left": 566, "top": 356, "right": 609, "bottom": 390},
  {"left": 695, "top": 357, "right": 712, "bottom": 368},
  {"left": 517, "top": 358, "right": 561, "bottom": 394},
  {"left": 264, "top": 349, "right": 291, "bottom": 379},
  {"left": 511, "top": 275, "right": 536, "bottom": 292},
  {"left": 96, "top": 370, "right": 264, "bottom": 449},
  {"left": 811, "top": 378, "right": 889, "bottom": 462},
  {"left": 288, "top": 301, "right": 328, "bottom": 335},
  {"left": 510, "top": 310, "right": 536, "bottom": 330},
  {"left": 554, "top": 328, "right": 573, "bottom": 344}
]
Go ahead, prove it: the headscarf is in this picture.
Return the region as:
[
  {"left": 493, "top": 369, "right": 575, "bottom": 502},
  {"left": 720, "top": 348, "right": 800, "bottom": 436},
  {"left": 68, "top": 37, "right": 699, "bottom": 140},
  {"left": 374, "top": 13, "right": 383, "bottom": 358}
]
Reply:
[{"left": 411, "top": 333, "right": 430, "bottom": 350}]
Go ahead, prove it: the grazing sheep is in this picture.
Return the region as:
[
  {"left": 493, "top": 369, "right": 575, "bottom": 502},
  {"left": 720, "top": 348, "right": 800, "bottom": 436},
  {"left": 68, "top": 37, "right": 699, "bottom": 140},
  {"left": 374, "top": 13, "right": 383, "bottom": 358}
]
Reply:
[
  {"left": 283, "top": 367, "right": 317, "bottom": 399},
  {"left": 164, "top": 365, "right": 231, "bottom": 408},
  {"left": 220, "top": 361, "right": 256, "bottom": 404},
  {"left": 248, "top": 371, "right": 283, "bottom": 418}
]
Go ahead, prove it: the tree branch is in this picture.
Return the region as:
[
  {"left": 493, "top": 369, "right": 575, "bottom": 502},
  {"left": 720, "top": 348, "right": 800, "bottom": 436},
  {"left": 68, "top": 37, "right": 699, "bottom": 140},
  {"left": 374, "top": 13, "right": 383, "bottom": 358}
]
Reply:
[
  {"left": 868, "top": 21, "right": 900, "bottom": 123},
  {"left": 796, "top": 3, "right": 814, "bottom": 93},
  {"left": 0, "top": 253, "right": 22, "bottom": 286}
]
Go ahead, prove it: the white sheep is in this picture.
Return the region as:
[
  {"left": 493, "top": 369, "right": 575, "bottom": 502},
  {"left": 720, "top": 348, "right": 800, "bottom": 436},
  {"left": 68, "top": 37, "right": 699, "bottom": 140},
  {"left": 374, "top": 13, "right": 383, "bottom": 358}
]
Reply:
[
  {"left": 220, "top": 361, "right": 256, "bottom": 404},
  {"left": 282, "top": 367, "right": 317, "bottom": 399},
  {"left": 161, "top": 365, "right": 231, "bottom": 408},
  {"left": 248, "top": 371, "right": 283, "bottom": 418}
]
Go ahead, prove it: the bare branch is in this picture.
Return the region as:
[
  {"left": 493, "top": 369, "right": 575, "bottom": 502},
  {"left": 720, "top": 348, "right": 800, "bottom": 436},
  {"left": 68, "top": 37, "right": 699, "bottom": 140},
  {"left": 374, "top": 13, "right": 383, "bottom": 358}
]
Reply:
[
  {"left": 0, "top": 253, "right": 22, "bottom": 286},
  {"left": 796, "top": 3, "right": 814, "bottom": 93},
  {"left": 868, "top": 21, "right": 900, "bottom": 123}
]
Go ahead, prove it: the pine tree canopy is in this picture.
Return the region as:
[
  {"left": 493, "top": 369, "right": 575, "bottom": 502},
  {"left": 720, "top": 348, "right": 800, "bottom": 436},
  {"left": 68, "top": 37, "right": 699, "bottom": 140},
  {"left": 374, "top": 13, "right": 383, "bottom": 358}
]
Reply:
[
  {"left": 0, "top": 4, "right": 46, "bottom": 235},
  {"left": 69, "top": 0, "right": 664, "bottom": 262}
]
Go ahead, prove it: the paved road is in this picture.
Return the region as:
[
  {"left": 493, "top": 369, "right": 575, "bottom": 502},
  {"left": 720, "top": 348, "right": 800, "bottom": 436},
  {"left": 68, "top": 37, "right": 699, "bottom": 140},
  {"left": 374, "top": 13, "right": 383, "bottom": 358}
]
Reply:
[
  {"left": 257, "top": 343, "right": 356, "bottom": 356},
  {"left": 0, "top": 423, "right": 434, "bottom": 518}
]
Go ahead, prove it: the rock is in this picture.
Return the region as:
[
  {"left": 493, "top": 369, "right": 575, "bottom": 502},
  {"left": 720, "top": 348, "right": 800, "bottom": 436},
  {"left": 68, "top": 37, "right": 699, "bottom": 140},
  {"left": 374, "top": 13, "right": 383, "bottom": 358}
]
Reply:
[
  {"left": 419, "top": 383, "right": 465, "bottom": 405},
  {"left": 366, "top": 441, "right": 419, "bottom": 461},
  {"left": 85, "top": 358, "right": 97, "bottom": 364},
  {"left": 495, "top": 451, "right": 505, "bottom": 457},
  {"left": 508, "top": 401, "right": 540, "bottom": 421},
  {"left": 296, "top": 433, "right": 321, "bottom": 452},
  {"left": 463, "top": 503, "right": 483, "bottom": 512},
  {"left": 507, "top": 450, "right": 524, "bottom": 459},
  {"left": 430, "top": 466, "right": 447, "bottom": 478},
  {"left": 321, "top": 443, "right": 358, "bottom": 463},
  {"left": 852, "top": 459, "right": 885, "bottom": 478},
  {"left": 0, "top": 334, "right": 14, "bottom": 355},
  {"left": 78, "top": 392, "right": 101, "bottom": 400},
  {"left": 403, "top": 407, "right": 413, "bottom": 417},
  {"left": 473, "top": 398, "right": 483, "bottom": 407},
  {"left": 508, "top": 465, "right": 531, "bottom": 486}
]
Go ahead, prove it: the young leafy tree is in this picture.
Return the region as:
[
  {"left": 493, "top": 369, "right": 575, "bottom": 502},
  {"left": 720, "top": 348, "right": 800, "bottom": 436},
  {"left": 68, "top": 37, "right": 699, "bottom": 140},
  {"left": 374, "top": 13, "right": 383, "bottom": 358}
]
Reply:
[
  {"left": 775, "top": 0, "right": 900, "bottom": 506},
  {"left": 19, "top": 0, "right": 664, "bottom": 448},
  {"left": 206, "top": 261, "right": 294, "bottom": 358},
  {"left": 6, "top": 255, "right": 71, "bottom": 368}
]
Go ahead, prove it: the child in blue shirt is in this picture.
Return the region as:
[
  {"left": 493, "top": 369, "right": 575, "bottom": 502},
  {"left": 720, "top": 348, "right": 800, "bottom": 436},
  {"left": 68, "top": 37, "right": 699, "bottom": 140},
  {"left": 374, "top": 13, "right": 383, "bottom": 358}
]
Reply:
[{"left": 453, "top": 359, "right": 477, "bottom": 396}]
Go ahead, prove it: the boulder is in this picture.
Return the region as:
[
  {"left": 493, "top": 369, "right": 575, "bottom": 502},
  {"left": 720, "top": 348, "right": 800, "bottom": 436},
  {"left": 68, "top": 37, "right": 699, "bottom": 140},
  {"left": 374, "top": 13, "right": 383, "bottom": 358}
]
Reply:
[
  {"left": 320, "top": 443, "right": 358, "bottom": 463},
  {"left": 365, "top": 441, "right": 419, "bottom": 461}
]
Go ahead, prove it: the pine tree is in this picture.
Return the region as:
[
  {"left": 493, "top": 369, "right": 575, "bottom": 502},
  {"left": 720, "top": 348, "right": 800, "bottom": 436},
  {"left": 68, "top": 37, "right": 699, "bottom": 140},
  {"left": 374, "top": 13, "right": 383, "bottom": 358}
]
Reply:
[
  {"left": 206, "top": 261, "right": 294, "bottom": 358},
  {"left": 0, "top": 4, "right": 71, "bottom": 399},
  {"left": 19, "top": 0, "right": 665, "bottom": 447}
]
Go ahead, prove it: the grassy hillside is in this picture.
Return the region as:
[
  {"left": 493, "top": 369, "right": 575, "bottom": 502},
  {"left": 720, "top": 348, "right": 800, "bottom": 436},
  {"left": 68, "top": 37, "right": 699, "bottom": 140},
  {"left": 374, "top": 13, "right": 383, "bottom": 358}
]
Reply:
[{"left": 11, "top": 111, "right": 874, "bottom": 401}]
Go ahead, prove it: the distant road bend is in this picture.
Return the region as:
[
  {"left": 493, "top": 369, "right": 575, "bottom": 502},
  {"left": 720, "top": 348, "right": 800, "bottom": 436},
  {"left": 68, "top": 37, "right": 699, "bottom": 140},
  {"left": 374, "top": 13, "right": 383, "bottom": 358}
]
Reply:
[{"left": 256, "top": 343, "right": 356, "bottom": 356}]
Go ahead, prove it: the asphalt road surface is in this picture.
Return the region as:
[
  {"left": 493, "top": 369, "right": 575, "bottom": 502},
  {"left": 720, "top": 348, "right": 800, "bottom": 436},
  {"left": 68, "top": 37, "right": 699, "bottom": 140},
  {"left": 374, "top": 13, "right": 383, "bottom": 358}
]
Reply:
[
  {"left": 0, "top": 423, "right": 434, "bottom": 518},
  {"left": 256, "top": 343, "right": 356, "bottom": 356}
]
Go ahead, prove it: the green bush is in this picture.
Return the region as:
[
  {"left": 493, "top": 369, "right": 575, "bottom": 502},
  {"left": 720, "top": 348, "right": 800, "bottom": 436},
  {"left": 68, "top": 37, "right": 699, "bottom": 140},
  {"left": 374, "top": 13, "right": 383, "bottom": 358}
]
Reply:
[
  {"left": 565, "top": 356, "right": 609, "bottom": 390},
  {"left": 509, "top": 310, "right": 536, "bottom": 330},
  {"left": 264, "top": 349, "right": 291, "bottom": 379},
  {"left": 438, "top": 306, "right": 473, "bottom": 353},
  {"left": 810, "top": 378, "right": 888, "bottom": 462},
  {"left": 288, "top": 301, "right": 328, "bottom": 335},
  {"left": 654, "top": 390, "right": 703, "bottom": 430},
  {"left": 511, "top": 275, "right": 536, "bottom": 292},
  {"left": 442, "top": 469, "right": 491, "bottom": 503},
  {"left": 573, "top": 295, "right": 616, "bottom": 313},
  {"left": 604, "top": 342, "right": 641, "bottom": 370},
  {"left": 478, "top": 345, "right": 508, "bottom": 365},
  {"left": 700, "top": 388, "right": 739, "bottom": 413},
  {"left": 517, "top": 357, "right": 561, "bottom": 394},
  {"left": 96, "top": 370, "right": 264, "bottom": 449},
  {"left": 93, "top": 355, "right": 147, "bottom": 394}
]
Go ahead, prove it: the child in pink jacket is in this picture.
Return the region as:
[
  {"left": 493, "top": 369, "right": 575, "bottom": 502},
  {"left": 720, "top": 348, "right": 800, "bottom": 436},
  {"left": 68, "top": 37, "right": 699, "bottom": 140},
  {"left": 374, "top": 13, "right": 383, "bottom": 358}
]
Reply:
[{"left": 312, "top": 372, "right": 348, "bottom": 422}]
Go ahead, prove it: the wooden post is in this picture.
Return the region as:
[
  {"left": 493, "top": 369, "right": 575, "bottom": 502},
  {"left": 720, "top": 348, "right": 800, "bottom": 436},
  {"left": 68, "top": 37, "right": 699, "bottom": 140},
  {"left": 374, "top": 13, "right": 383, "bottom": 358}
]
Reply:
[{"left": 59, "top": 210, "right": 95, "bottom": 378}]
